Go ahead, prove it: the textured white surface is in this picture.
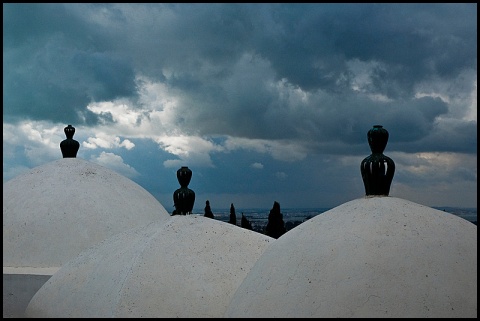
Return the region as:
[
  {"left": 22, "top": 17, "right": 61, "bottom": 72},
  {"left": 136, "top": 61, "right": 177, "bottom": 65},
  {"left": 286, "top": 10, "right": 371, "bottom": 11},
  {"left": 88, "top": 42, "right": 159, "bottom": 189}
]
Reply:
[
  {"left": 3, "top": 158, "right": 170, "bottom": 268},
  {"left": 25, "top": 215, "right": 273, "bottom": 318},
  {"left": 3, "top": 267, "right": 60, "bottom": 275},
  {"left": 3, "top": 274, "right": 52, "bottom": 318},
  {"left": 225, "top": 196, "right": 477, "bottom": 318}
]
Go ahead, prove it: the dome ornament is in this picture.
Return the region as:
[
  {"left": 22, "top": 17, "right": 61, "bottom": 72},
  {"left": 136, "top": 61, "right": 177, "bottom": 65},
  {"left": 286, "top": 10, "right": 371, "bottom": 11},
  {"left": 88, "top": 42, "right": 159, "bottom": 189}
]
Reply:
[
  {"left": 60, "top": 124, "right": 80, "bottom": 158},
  {"left": 172, "top": 166, "right": 196, "bottom": 215},
  {"left": 360, "top": 125, "right": 395, "bottom": 196}
]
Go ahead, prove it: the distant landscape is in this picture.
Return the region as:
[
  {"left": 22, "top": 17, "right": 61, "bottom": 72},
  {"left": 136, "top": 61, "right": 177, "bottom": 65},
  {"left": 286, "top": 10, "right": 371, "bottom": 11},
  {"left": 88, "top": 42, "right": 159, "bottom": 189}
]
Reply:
[{"left": 191, "top": 206, "right": 477, "bottom": 234}]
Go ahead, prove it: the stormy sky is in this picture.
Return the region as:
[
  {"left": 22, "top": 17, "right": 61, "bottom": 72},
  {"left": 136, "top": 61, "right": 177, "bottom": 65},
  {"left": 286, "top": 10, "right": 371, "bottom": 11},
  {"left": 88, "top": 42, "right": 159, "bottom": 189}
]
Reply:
[{"left": 3, "top": 3, "right": 477, "bottom": 211}]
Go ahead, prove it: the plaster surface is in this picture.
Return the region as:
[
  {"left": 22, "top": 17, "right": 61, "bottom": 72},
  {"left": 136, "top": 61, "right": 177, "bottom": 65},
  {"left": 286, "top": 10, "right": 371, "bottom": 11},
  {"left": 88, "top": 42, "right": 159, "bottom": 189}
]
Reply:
[
  {"left": 3, "top": 267, "right": 59, "bottom": 318},
  {"left": 225, "top": 197, "right": 477, "bottom": 318},
  {"left": 25, "top": 215, "right": 273, "bottom": 318},
  {"left": 3, "top": 274, "right": 52, "bottom": 318},
  {"left": 3, "top": 158, "right": 170, "bottom": 269}
]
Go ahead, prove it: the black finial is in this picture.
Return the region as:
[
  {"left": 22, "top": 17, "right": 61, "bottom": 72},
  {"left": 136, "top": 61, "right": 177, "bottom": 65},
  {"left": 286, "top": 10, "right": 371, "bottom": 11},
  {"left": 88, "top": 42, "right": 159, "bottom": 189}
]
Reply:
[
  {"left": 60, "top": 124, "right": 80, "bottom": 158},
  {"left": 172, "top": 166, "right": 196, "bottom": 215},
  {"left": 360, "top": 125, "right": 395, "bottom": 196}
]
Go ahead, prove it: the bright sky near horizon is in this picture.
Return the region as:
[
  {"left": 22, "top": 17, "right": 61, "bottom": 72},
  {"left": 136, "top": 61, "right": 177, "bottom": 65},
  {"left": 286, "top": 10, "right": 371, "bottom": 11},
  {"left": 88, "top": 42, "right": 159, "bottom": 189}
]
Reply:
[{"left": 3, "top": 3, "right": 477, "bottom": 210}]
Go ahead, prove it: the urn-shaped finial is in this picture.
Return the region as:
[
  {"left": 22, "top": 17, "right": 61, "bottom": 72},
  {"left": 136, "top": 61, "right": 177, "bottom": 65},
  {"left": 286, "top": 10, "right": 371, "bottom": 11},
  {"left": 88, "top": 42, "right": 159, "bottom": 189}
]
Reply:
[
  {"left": 173, "top": 166, "right": 195, "bottom": 215},
  {"left": 60, "top": 124, "right": 80, "bottom": 158},
  {"left": 367, "top": 125, "right": 389, "bottom": 154},
  {"left": 64, "top": 124, "right": 76, "bottom": 139},
  {"left": 177, "top": 166, "right": 192, "bottom": 187},
  {"left": 361, "top": 125, "right": 395, "bottom": 196}
]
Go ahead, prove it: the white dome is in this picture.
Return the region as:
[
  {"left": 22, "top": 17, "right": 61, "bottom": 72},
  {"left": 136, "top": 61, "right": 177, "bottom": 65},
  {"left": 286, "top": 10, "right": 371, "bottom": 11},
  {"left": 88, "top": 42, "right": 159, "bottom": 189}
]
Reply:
[
  {"left": 225, "top": 197, "right": 477, "bottom": 318},
  {"left": 3, "top": 158, "right": 170, "bottom": 269},
  {"left": 25, "top": 215, "right": 273, "bottom": 318}
]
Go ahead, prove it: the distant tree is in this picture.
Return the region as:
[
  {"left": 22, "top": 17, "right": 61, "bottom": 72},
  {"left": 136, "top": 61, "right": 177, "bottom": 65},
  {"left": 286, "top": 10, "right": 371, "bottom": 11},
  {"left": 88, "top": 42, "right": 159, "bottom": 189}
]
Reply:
[
  {"left": 241, "top": 213, "right": 253, "bottom": 230},
  {"left": 204, "top": 200, "right": 214, "bottom": 219},
  {"left": 229, "top": 203, "right": 237, "bottom": 225},
  {"left": 265, "top": 201, "right": 286, "bottom": 239}
]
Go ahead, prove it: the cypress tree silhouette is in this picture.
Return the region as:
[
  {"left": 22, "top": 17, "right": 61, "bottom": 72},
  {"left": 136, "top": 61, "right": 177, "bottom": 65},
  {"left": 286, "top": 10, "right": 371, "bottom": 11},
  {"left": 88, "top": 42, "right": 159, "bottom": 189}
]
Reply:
[
  {"left": 241, "top": 213, "right": 253, "bottom": 230},
  {"left": 204, "top": 200, "right": 214, "bottom": 219},
  {"left": 229, "top": 203, "right": 237, "bottom": 225},
  {"left": 265, "top": 201, "right": 286, "bottom": 239}
]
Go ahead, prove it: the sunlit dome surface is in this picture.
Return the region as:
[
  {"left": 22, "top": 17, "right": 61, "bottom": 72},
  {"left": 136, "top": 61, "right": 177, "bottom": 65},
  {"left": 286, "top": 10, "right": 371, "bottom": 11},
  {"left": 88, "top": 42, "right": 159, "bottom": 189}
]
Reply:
[
  {"left": 225, "top": 197, "right": 477, "bottom": 318},
  {"left": 25, "top": 215, "right": 273, "bottom": 318},
  {"left": 3, "top": 158, "right": 170, "bottom": 269}
]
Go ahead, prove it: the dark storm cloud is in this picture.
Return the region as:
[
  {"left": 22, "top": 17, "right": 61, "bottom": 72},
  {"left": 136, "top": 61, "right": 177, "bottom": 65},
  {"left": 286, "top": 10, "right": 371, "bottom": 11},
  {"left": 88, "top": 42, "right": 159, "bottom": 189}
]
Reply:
[
  {"left": 245, "top": 3, "right": 477, "bottom": 96},
  {"left": 3, "top": 3, "right": 476, "bottom": 153},
  {"left": 126, "top": 3, "right": 474, "bottom": 155},
  {"left": 397, "top": 120, "right": 478, "bottom": 154},
  {"left": 3, "top": 3, "right": 136, "bottom": 125},
  {"left": 2, "top": 3, "right": 477, "bottom": 209}
]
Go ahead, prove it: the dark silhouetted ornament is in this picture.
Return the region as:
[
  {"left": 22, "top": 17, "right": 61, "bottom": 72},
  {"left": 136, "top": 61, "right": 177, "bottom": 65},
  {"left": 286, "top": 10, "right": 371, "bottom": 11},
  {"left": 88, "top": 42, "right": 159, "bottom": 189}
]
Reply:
[
  {"left": 360, "top": 125, "right": 395, "bottom": 196},
  {"left": 172, "top": 166, "right": 195, "bottom": 215},
  {"left": 60, "top": 124, "right": 80, "bottom": 158},
  {"left": 177, "top": 166, "right": 192, "bottom": 187}
]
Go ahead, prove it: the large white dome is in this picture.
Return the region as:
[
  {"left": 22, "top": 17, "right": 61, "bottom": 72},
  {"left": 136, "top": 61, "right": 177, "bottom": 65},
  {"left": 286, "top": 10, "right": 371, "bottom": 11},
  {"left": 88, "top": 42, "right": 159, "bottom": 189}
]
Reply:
[
  {"left": 225, "top": 196, "right": 477, "bottom": 318},
  {"left": 25, "top": 215, "right": 273, "bottom": 318},
  {"left": 3, "top": 158, "right": 170, "bottom": 269}
]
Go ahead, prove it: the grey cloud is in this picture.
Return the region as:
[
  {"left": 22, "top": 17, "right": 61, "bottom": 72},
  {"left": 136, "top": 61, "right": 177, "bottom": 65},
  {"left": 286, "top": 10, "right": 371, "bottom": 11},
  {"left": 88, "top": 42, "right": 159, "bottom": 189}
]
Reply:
[
  {"left": 248, "top": 4, "right": 477, "bottom": 96},
  {"left": 382, "top": 97, "right": 449, "bottom": 143},
  {"left": 268, "top": 95, "right": 450, "bottom": 147},
  {"left": 3, "top": 4, "right": 136, "bottom": 125},
  {"left": 70, "top": 51, "right": 136, "bottom": 100},
  {"left": 2, "top": 3, "right": 476, "bottom": 210},
  {"left": 3, "top": 3, "right": 476, "bottom": 154},
  {"left": 167, "top": 73, "right": 465, "bottom": 155},
  {"left": 4, "top": 42, "right": 135, "bottom": 125},
  {"left": 399, "top": 120, "right": 477, "bottom": 154},
  {"left": 3, "top": 4, "right": 71, "bottom": 45}
]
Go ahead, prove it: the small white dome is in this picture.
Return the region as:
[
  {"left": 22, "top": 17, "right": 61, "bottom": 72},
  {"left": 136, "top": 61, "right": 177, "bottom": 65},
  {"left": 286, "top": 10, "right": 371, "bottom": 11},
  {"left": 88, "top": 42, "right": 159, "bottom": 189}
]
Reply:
[
  {"left": 3, "top": 158, "right": 170, "bottom": 269},
  {"left": 25, "top": 215, "right": 273, "bottom": 318},
  {"left": 225, "top": 197, "right": 477, "bottom": 318}
]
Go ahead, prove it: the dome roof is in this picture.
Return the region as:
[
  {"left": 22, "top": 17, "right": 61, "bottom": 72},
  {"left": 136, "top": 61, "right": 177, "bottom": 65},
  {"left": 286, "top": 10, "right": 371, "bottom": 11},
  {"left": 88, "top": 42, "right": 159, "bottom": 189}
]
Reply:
[
  {"left": 25, "top": 215, "right": 273, "bottom": 318},
  {"left": 3, "top": 158, "right": 170, "bottom": 269},
  {"left": 225, "top": 197, "right": 477, "bottom": 318}
]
